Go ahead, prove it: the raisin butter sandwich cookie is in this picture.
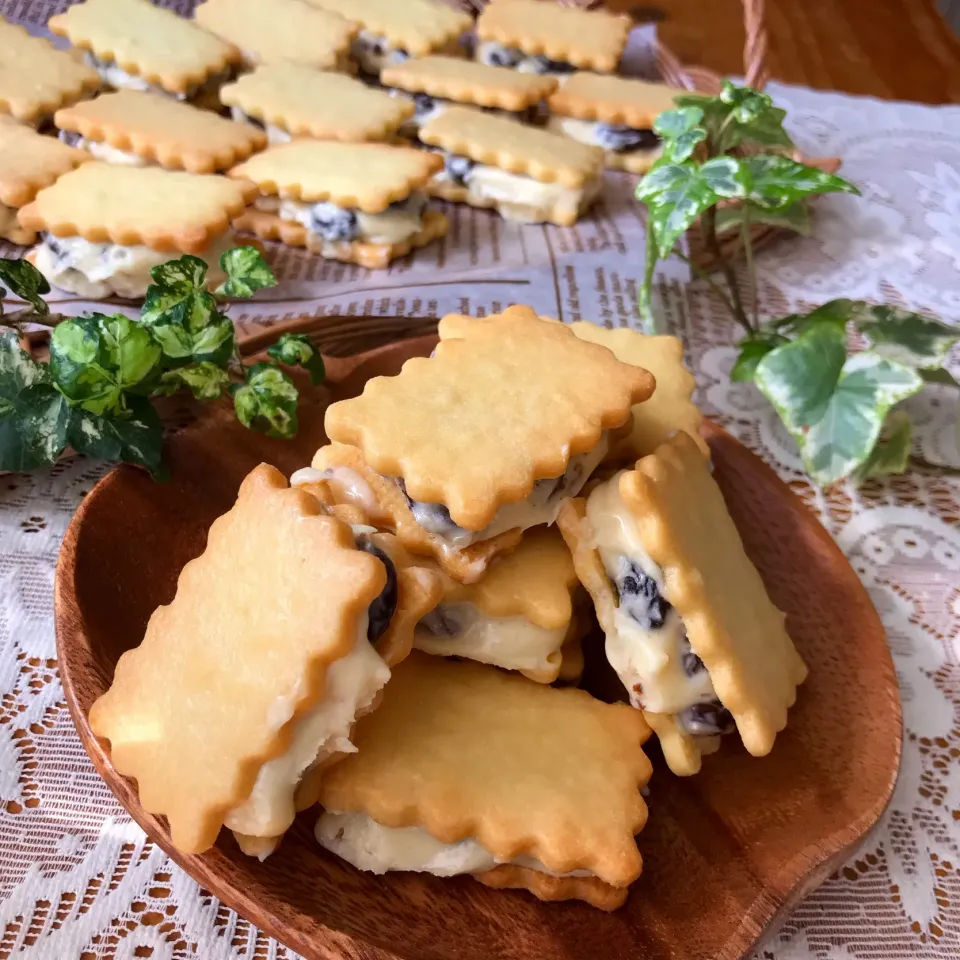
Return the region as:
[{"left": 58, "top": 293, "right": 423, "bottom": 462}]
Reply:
[
  {"left": 230, "top": 140, "right": 447, "bottom": 269},
  {"left": 475, "top": 0, "right": 630, "bottom": 76},
  {"left": 547, "top": 73, "right": 684, "bottom": 174},
  {"left": 0, "top": 18, "right": 99, "bottom": 126},
  {"left": 380, "top": 55, "right": 557, "bottom": 136},
  {"left": 418, "top": 105, "right": 604, "bottom": 225},
  {"left": 88, "top": 465, "right": 415, "bottom": 858},
  {"left": 315, "top": 652, "right": 652, "bottom": 909},
  {"left": 557, "top": 432, "right": 809, "bottom": 777},
  {"left": 194, "top": 0, "right": 358, "bottom": 73},
  {"left": 0, "top": 119, "right": 90, "bottom": 245},
  {"left": 54, "top": 90, "right": 266, "bottom": 174},
  {"left": 322, "top": 305, "right": 655, "bottom": 582},
  {"left": 221, "top": 64, "right": 414, "bottom": 146},
  {"left": 18, "top": 162, "right": 255, "bottom": 299},
  {"left": 48, "top": 0, "right": 241, "bottom": 110},
  {"left": 304, "top": 0, "right": 471, "bottom": 77},
  {"left": 414, "top": 526, "right": 584, "bottom": 683}
]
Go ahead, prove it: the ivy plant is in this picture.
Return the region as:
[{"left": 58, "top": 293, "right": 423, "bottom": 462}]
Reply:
[
  {"left": 636, "top": 80, "right": 959, "bottom": 485},
  {"left": 0, "top": 247, "right": 325, "bottom": 478}
]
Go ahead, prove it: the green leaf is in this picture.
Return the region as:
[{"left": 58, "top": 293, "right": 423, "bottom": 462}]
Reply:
[
  {"left": 158, "top": 361, "right": 231, "bottom": 400},
  {"left": 190, "top": 315, "right": 235, "bottom": 365},
  {"left": 0, "top": 383, "right": 70, "bottom": 472},
  {"left": 141, "top": 254, "right": 217, "bottom": 333},
  {"left": 50, "top": 314, "right": 161, "bottom": 415},
  {"left": 267, "top": 333, "right": 326, "bottom": 385},
  {"left": 0, "top": 330, "right": 49, "bottom": 398},
  {"left": 635, "top": 161, "right": 719, "bottom": 257},
  {"left": 665, "top": 127, "right": 706, "bottom": 163},
  {"left": 214, "top": 246, "right": 278, "bottom": 298},
  {"left": 920, "top": 367, "right": 960, "bottom": 389},
  {"left": 854, "top": 411, "right": 913, "bottom": 480},
  {"left": 67, "top": 394, "right": 166, "bottom": 479},
  {"left": 231, "top": 362, "right": 299, "bottom": 439},
  {"left": 0, "top": 259, "right": 51, "bottom": 315},
  {"left": 850, "top": 303, "right": 960, "bottom": 370},
  {"left": 743, "top": 155, "right": 859, "bottom": 211},
  {"left": 653, "top": 107, "right": 703, "bottom": 138},
  {"left": 730, "top": 333, "right": 789, "bottom": 382},
  {"left": 677, "top": 83, "right": 794, "bottom": 152},
  {"left": 755, "top": 325, "right": 924, "bottom": 485},
  {"left": 700, "top": 156, "right": 749, "bottom": 198},
  {"left": 715, "top": 199, "right": 812, "bottom": 237}
]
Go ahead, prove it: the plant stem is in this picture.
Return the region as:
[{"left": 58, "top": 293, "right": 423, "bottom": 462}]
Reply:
[
  {"left": 701, "top": 206, "right": 753, "bottom": 335},
  {"left": 741, "top": 204, "right": 759, "bottom": 328},
  {"left": 1, "top": 309, "right": 64, "bottom": 329},
  {"left": 672, "top": 250, "right": 738, "bottom": 317}
]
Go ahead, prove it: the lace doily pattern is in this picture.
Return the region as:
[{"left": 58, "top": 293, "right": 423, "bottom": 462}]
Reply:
[{"left": 1, "top": 84, "right": 960, "bottom": 959}]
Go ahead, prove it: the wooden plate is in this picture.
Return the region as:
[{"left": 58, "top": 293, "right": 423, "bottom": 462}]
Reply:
[{"left": 54, "top": 335, "right": 901, "bottom": 960}]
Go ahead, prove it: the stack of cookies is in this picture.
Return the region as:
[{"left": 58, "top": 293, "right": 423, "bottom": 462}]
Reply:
[{"left": 89, "top": 307, "right": 808, "bottom": 911}]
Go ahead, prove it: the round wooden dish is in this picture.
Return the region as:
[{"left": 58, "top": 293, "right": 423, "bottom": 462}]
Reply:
[{"left": 55, "top": 336, "right": 901, "bottom": 960}]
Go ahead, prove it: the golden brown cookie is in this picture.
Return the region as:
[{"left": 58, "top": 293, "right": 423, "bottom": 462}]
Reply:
[{"left": 548, "top": 72, "right": 683, "bottom": 128}]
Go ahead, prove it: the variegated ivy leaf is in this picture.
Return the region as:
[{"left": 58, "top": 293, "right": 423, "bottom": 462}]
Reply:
[
  {"left": 730, "top": 331, "right": 789, "bottom": 382},
  {"left": 67, "top": 394, "right": 165, "bottom": 479},
  {"left": 0, "top": 383, "right": 70, "bottom": 472},
  {"left": 50, "top": 314, "right": 161, "bottom": 416},
  {"left": 141, "top": 254, "right": 218, "bottom": 332},
  {"left": 215, "top": 245, "right": 278, "bottom": 298},
  {"left": 231, "top": 362, "right": 299, "bottom": 439},
  {"left": 0, "top": 258, "right": 50, "bottom": 315},
  {"left": 700, "top": 156, "right": 749, "bottom": 198},
  {"left": 675, "top": 83, "right": 793, "bottom": 152},
  {"left": 158, "top": 362, "right": 231, "bottom": 400},
  {"left": 267, "top": 332, "right": 325, "bottom": 385},
  {"left": 0, "top": 330, "right": 50, "bottom": 398},
  {"left": 755, "top": 323, "right": 924, "bottom": 485},
  {"left": 850, "top": 303, "right": 960, "bottom": 369},
  {"left": 743, "top": 155, "right": 859, "bottom": 211},
  {"left": 854, "top": 410, "right": 913, "bottom": 480},
  {"left": 715, "top": 199, "right": 812, "bottom": 237}
]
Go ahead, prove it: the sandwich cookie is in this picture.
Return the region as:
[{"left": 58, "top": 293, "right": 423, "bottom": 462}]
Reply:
[
  {"left": 380, "top": 55, "right": 557, "bottom": 136},
  {"left": 303, "top": 0, "right": 471, "bottom": 77},
  {"left": 194, "top": 0, "right": 358, "bottom": 74},
  {"left": 315, "top": 652, "right": 653, "bottom": 910},
  {"left": 475, "top": 0, "right": 630, "bottom": 77},
  {"left": 548, "top": 73, "right": 684, "bottom": 174},
  {"left": 48, "top": 0, "right": 241, "bottom": 110},
  {"left": 322, "top": 305, "right": 655, "bottom": 582},
  {"left": 54, "top": 90, "right": 266, "bottom": 174},
  {"left": 89, "top": 465, "right": 441, "bottom": 860},
  {"left": 557, "top": 432, "right": 809, "bottom": 776},
  {"left": 229, "top": 140, "right": 448, "bottom": 269},
  {"left": 418, "top": 105, "right": 604, "bottom": 226},
  {"left": 18, "top": 162, "right": 255, "bottom": 298},
  {"left": 221, "top": 64, "right": 414, "bottom": 146},
  {"left": 0, "top": 17, "right": 99, "bottom": 127},
  {"left": 0, "top": 118, "right": 90, "bottom": 245}
]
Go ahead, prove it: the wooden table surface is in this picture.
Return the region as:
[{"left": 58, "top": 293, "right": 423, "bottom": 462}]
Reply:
[{"left": 607, "top": 0, "right": 960, "bottom": 104}]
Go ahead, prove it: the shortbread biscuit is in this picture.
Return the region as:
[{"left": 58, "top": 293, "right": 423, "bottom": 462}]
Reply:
[
  {"left": 549, "top": 72, "right": 682, "bottom": 129},
  {"left": 315, "top": 652, "right": 652, "bottom": 906},
  {"left": 0, "top": 120, "right": 90, "bottom": 244},
  {"left": 414, "top": 526, "right": 581, "bottom": 683},
  {"left": 310, "top": 442, "right": 522, "bottom": 584},
  {"left": 304, "top": 0, "right": 471, "bottom": 59},
  {"left": 475, "top": 0, "right": 631, "bottom": 74},
  {"left": 229, "top": 140, "right": 442, "bottom": 212},
  {"left": 55, "top": 90, "right": 266, "bottom": 174},
  {"left": 381, "top": 55, "right": 557, "bottom": 111},
  {"left": 19, "top": 162, "right": 256, "bottom": 253},
  {"left": 233, "top": 207, "right": 448, "bottom": 270},
  {"left": 49, "top": 0, "right": 241, "bottom": 97},
  {"left": 221, "top": 65, "right": 414, "bottom": 142},
  {"left": 558, "top": 433, "right": 808, "bottom": 776},
  {"left": 0, "top": 19, "right": 100, "bottom": 125},
  {"left": 476, "top": 865, "right": 628, "bottom": 911},
  {"left": 88, "top": 464, "right": 388, "bottom": 854},
  {"left": 326, "top": 305, "right": 654, "bottom": 534},
  {"left": 194, "top": 0, "right": 357, "bottom": 72}
]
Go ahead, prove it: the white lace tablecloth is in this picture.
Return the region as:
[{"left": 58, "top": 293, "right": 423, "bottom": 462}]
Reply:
[{"left": 1, "top": 82, "right": 959, "bottom": 960}]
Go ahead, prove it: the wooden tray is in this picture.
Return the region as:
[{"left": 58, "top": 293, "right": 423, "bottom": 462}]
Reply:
[{"left": 54, "top": 336, "right": 902, "bottom": 960}]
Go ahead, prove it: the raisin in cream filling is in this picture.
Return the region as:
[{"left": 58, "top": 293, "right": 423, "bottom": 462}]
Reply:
[
  {"left": 585, "top": 474, "right": 734, "bottom": 740},
  {"left": 429, "top": 150, "right": 603, "bottom": 224},
  {"left": 545, "top": 115, "right": 663, "bottom": 156},
  {"left": 351, "top": 30, "right": 411, "bottom": 75},
  {"left": 316, "top": 813, "right": 593, "bottom": 878},
  {"left": 399, "top": 431, "right": 611, "bottom": 551},
  {"left": 32, "top": 230, "right": 236, "bottom": 300},
  {"left": 476, "top": 41, "right": 578, "bottom": 77},
  {"left": 82, "top": 52, "right": 231, "bottom": 102},
  {"left": 414, "top": 603, "right": 566, "bottom": 677},
  {"left": 254, "top": 193, "right": 427, "bottom": 246},
  {"left": 228, "top": 107, "right": 291, "bottom": 145},
  {"left": 224, "top": 613, "right": 390, "bottom": 844}
]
